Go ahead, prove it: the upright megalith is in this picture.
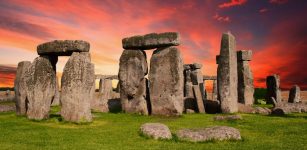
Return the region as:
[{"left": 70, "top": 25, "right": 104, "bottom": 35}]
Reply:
[
  {"left": 237, "top": 50, "right": 254, "bottom": 105},
  {"left": 288, "top": 85, "right": 301, "bottom": 103},
  {"left": 119, "top": 50, "right": 149, "bottom": 115},
  {"left": 122, "top": 32, "right": 180, "bottom": 50},
  {"left": 149, "top": 46, "right": 184, "bottom": 116},
  {"left": 217, "top": 32, "right": 238, "bottom": 113},
  {"left": 190, "top": 63, "right": 206, "bottom": 101},
  {"left": 14, "top": 61, "right": 31, "bottom": 115},
  {"left": 266, "top": 74, "right": 282, "bottom": 104},
  {"left": 212, "top": 80, "right": 218, "bottom": 101},
  {"left": 183, "top": 64, "right": 193, "bottom": 97},
  {"left": 61, "top": 52, "right": 95, "bottom": 123},
  {"left": 24, "top": 56, "right": 57, "bottom": 120}
]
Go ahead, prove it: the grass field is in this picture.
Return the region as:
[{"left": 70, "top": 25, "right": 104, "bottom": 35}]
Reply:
[{"left": 0, "top": 106, "right": 306, "bottom": 150}]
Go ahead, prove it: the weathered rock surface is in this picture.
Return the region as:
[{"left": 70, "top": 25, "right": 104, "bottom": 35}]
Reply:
[
  {"left": 122, "top": 32, "right": 180, "bottom": 50},
  {"left": 60, "top": 52, "right": 94, "bottom": 123},
  {"left": 266, "top": 74, "right": 282, "bottom": 104},
  {"left": 217, "top": 32, "right": 238, "bottom": 113},
  {"left": 237, "top": 50, "right": 254, "bottom": 105},
  {"left": 119, "top": 50, "right": 149, "bottom": 115},
  {"left": 37, "top": 40, "right": 90, "bottom": 56},
  {"left": 51, "top": 76, "right": 60, "bottom": 106},
  {"left": 214, "top": 115, "right": 242, "bottom": 121},
  {"left": 254, "top": 107, "right": 271, "bottom": 115},
  {"left": 149, "top": 46, "right": 184, "bottom": 116},
  {"left": 288, "top": 85, "right": 301, "bottom": 103},
  {"left": 237, "top": 50, "right": 252, "bottom": 61},
  {"left": 212, "top": 80, "right": 218, "bottom": 101},
  {"left": 24, "top": 56, "right": 57, "bottom": 120},
  {"left": 14, "top": 61, "right": 31, "bottom": 115},
  {"left": 176, "top": 126, "right": 241, "bottom": 142},
  {"left": 272, "top": 102, "right": 307, "bottom": 115},
  {"left": 184, "top": 64, "right": 193, "bottom": 97},
  {"left": 140, "top": 123, "right": 172, "bottom": 140},
  {"left": 192, "top": 85, "right": 205, "bottom": 113}
]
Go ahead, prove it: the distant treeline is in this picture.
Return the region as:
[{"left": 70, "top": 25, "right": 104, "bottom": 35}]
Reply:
[{"left": 0, "top": 87, "right": 14, "bottom": 91}]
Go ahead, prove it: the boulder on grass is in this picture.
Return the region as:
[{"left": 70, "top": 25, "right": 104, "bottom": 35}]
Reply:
[
  {"left": 176, "top": 126, "right": 241, "bottom": 142},
  {"left": 140, "top": 123, "right": 172, "bottom": 140}
]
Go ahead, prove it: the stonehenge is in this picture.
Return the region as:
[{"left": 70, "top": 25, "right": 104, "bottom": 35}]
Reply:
[
  {"left": 217, "top": 32, "right": 238, "bottom": 113},
  {"left": 12, "top": 31, "right": 306, "bottom": 123},
  {"left": 13, "top": 40, "right": 95, "bottom": 122},
  {"left": 237, "top": 50, "right": 254, "bottom": 105},
  {"left": 266, "top": 74, "right": 282, "bottom": 104},
  {"left": 120, "top": 32, "right": 184, "bottom": 116}
]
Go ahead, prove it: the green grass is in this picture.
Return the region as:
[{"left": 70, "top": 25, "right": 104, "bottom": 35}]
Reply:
[{"left": 0, "top": 107, "right": 306, "bottom": 150}]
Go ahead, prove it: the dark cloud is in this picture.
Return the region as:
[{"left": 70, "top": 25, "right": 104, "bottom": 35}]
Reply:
[
  {"left": 0, "top": 65, "right": 16, "bottom": 87},
  {"left": 0, "top": 15, "right": 54, "bottom": 39},
  {"left": 0, "top": 65, "right": 17, "bottom": 74}
]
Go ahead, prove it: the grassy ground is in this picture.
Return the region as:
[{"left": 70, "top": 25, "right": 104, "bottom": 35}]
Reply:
[{"left": 0, "top": 106, "right": 306, "bottom": 150}]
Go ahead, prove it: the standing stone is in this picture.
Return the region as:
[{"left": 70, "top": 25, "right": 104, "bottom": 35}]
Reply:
[
  {"left": 149, "top": 46, "right": 184, "bottom": 116},
  {"left": 192, "top": 85, "right": 205, "bottom": 113},
  {"left": 266, "top": 74, "right": 282, "bottom": 104},
  {"left": 51, "top": 76, "right": 60, "bottom": 106},
  {"left": 98, "top": 79, "right": 103, "bottom": 93},
  {"left": 119, "top": 50, "right": 148, "bottom": 115},
  {"left": 61, "top": 52, "right": 94, "bottom": 123},
  {"left": 288, "top": 85, "right": 301, "bottom": 103},
  {"left": 24, "top": 56, "right": 57, "bottom": 120},
  {"left": 100, "top": 79, "right": 113, "bottom": 99},
  {"left": 14, "top": 61, "right": 31, "bottom": 115},
  {"left": 237, "top": 50, "right": 254, "bottom": 105},
  {"left": 183, "top": 64, "right": 193, "bottom": 97},
  {"left": 217, "top": 32, "right": 238, "bottom": 113},
  {"left": 190, "top": 63, "right": 206, "bottom": 101},
  {"left": 212, "top": 80, "right": 218, "bottom": 101},
  {"left": 92, "top": 79, "right": 113, "bottom": 112}
]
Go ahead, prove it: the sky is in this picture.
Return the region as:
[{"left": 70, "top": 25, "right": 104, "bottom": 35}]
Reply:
[{"left": 0, "top": 0, "right": 306, "bottom": 90}]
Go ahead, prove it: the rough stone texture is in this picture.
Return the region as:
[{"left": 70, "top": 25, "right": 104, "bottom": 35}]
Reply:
[
  {"left": 237, "top": 50, "right": 254, "bottom": 105},
  {"left": 24, "top": 56, "right": 57, "bottom": 120},
  {"left": 119, "top": 50, "right": 148, "bottom": 115},
  {"left": 176, "top": 126, "right": 241, "bottom": 142},
  {"left": 184, "top": 65, "right": 193, "bottom": 97},
  {"left": 14, "top": 61, "right": 31, "bottom": 115},
  {"left": 60, "top": 52, "right": 94, "bottom": 123},
  {"left": 37, "top": 40, "right": 90, "bottom": 56},
  {"left": 192, "top": 85, "right": 205, "bottom": 113},
  {"left": 204, "top": 100, "right": 221, "bottom": 114},
  {"left": 238, "top": 103, "right": 255, "bottom": 113},
  {"left": 214, "top": 115, "right": 242, "bottom": 121},
  {"left": 288, "top": 85, "right": 301, "bottom": 103},
  {"left": 51, "top": 76, "right": 60, "bottom": 106},
  {"left": 149, "top": 46, "right": 184, "bottom": 116},
  {"left": 273, "top": 102, "right": 307, "bottom": 114},
  {"left": 266, "top": 74, "right": 282, "bottom": 104},
  {"left": 212, "top": 80, "right": 218, "bottom": 101},
  {"left": 254, "top": 107, "right": 271, "bottom": 115},
  {"left": 237, "top": 50, "right": 252, "bottom": 61},
  {"left": 217, "top": 32, "right": 238, "bottom": 113},
  {"left": 140, "top": 123, "right": 172, "bottom": 140},
  {"left": 190, "top": 65, "right": 206, "bottom": 101},
  {"left": 0, "top": 105, "right": 15, "bottom": 112},
  {"left": 122, "top": 32, "right": 180, "bottom": 50}
]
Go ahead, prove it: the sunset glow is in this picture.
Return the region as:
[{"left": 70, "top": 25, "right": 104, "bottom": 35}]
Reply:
[{"left": 0, "top": 0, "right": 306, "bottom": 90}]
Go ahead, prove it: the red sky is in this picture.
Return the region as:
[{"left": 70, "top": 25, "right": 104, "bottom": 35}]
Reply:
[{"left": 0, "top": 0, "right": 306, "bottom": 90}]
